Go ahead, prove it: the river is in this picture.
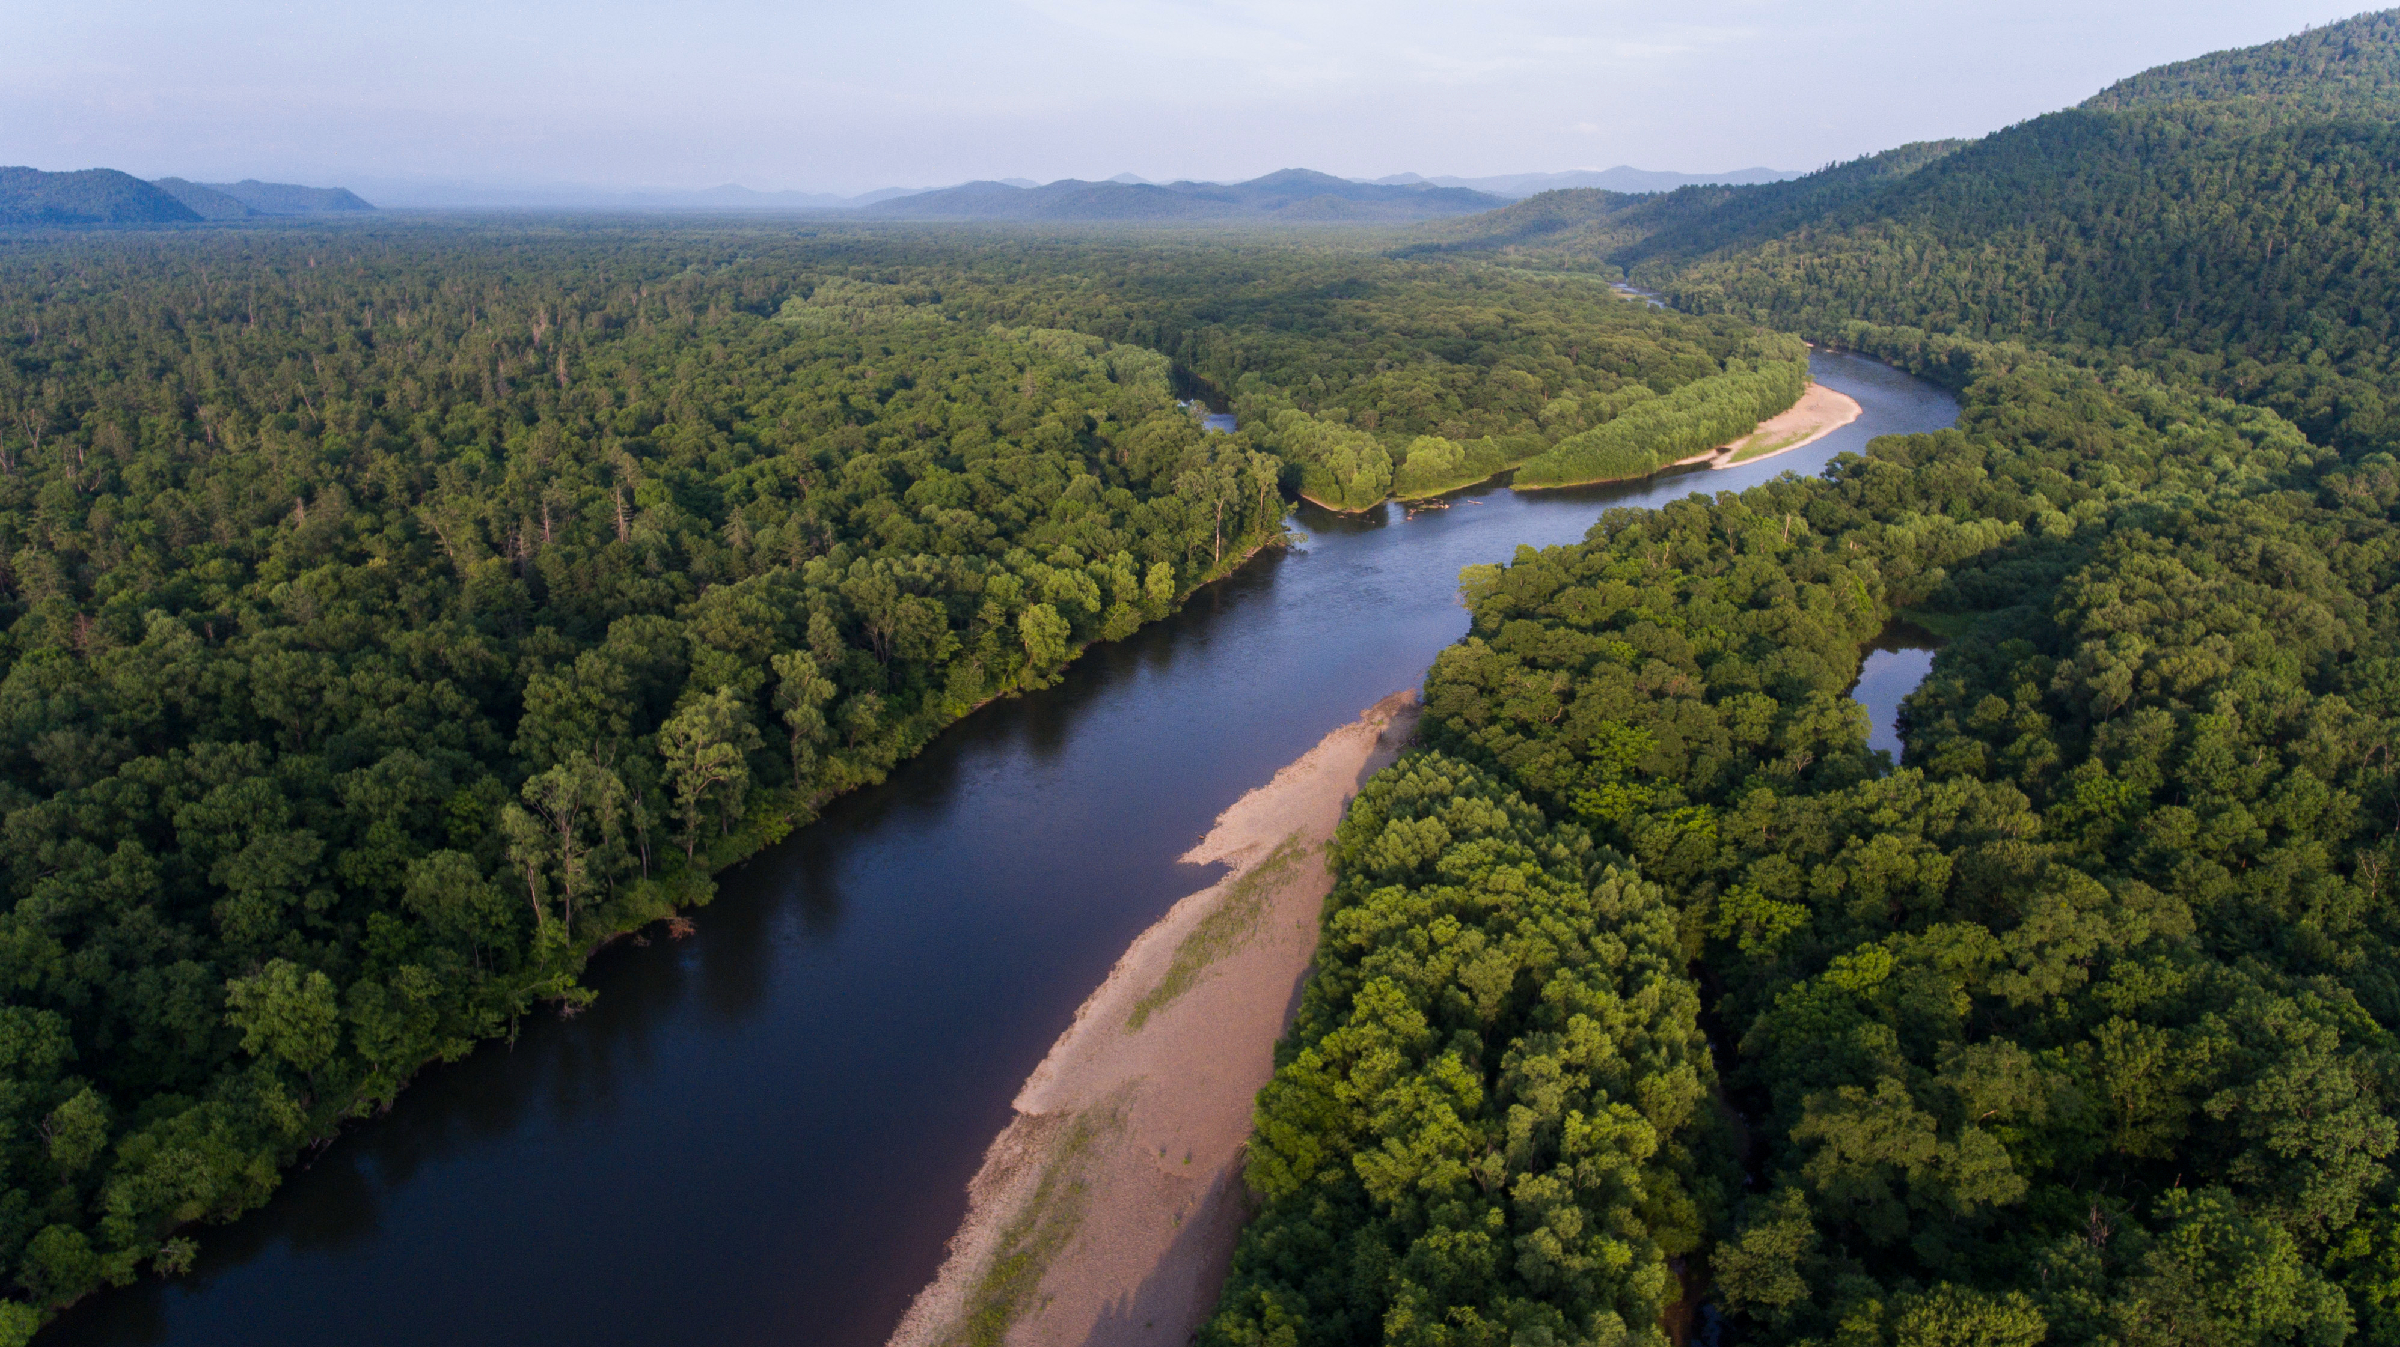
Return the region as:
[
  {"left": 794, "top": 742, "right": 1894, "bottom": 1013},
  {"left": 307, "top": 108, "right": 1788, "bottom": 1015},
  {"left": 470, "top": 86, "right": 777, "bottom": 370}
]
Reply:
[{"left": 45, "top": 351, "right": 1956, "bottom": 1347}]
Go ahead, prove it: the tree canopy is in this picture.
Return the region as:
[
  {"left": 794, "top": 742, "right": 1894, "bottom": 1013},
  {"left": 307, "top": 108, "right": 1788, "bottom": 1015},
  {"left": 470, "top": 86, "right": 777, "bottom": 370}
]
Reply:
[{"left": 1213, "top": 11, "right": 2400, "bottom": 1344}]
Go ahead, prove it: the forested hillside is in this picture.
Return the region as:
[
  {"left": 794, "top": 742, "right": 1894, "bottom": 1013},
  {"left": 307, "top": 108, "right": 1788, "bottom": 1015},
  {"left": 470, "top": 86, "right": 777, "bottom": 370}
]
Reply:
[
  {"left": 1610, "top": 10, "right": 2400, "bottom": 462},
  {"left": 2085, "top": 10, "right": 2400, "bottom": 117},
  {"left": 1213, "top": 11, "right": 2400, "bottom": 1347},
  {"left": 0, "top": 172, "right": 197, "bottom": 228},
  {"left": 1405, "top": 140, "right": 1966, "bottom": 270},
  {"left": 1410, "top": 9, "right": 2400, "bottom": 464},
  {"left": 0, "top": 221, "right": 1785, "bottom": 1336}
]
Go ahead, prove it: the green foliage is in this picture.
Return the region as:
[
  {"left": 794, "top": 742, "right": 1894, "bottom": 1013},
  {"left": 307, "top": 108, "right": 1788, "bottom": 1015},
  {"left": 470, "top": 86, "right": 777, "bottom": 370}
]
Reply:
[
  {"left": 2084, "top": 11, "right": 2400, "bottom": 119},
  {"left": 1205, "top": 752, "right": 1726, "bottom": 1347},
  {"left": 1514, "top": 351, "right": 1811, "bottom": 487},
  {"left": 950, "top": 241, "right": 1813, "bottom": 509},
  {"left": 1210, "top": 15, "right": 2400, "bottom": 1343},
  {"left": 1408, "top": 139, "right": 1967, "bottom": 272},
  {"left": 1266, "top": 412, "right": 1392, "bottom": 510},
  {"left": 0, "top": 224, "right": 1328, "bottom": 1316},
  {"left": 1366, "top": 328, "right": 2400, "bottom": 1345}
]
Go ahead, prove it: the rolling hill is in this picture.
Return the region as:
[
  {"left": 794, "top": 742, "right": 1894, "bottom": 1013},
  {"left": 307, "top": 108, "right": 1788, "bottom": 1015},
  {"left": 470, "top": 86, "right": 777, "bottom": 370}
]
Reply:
[
  {"left": 151, "top": 178, "right": 260, "bottom": 219},
  {"left": 865, "top": 168, "right": 1505, "bottom": 222},
  {"left": 0, "top": 168, "right": 199, "bottom": 226},
  {"left": 199, "top": 180, "right": 375, "bottom": 214}
]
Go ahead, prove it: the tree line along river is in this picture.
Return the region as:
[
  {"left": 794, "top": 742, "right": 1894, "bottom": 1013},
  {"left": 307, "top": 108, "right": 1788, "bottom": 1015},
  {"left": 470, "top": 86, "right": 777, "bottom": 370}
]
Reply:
[{"left": 47, "top": 351, "right": 1957, "bottom": 1347}]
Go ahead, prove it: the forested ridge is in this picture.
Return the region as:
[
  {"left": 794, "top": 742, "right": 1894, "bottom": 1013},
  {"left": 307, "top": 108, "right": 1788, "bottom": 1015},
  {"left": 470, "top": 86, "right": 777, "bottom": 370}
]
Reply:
[
  {"left": 1418, "top": 8, "right": 2400, "bottom": 466},
  {"left": 0, "top": 222, "right": 1785, "bottom": 1336},
  {"left": 1211, "top": 12, "right": 2400, "bottom": 1347},
  {"left": 0, "top": 174, "right": 198, "bottom": 230}
]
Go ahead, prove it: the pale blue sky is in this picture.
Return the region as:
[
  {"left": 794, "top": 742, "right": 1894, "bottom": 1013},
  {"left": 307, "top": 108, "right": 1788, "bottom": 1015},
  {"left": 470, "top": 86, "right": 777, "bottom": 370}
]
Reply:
[{"left": 0, "top": 0, "right": 2371, "bottom": 198}]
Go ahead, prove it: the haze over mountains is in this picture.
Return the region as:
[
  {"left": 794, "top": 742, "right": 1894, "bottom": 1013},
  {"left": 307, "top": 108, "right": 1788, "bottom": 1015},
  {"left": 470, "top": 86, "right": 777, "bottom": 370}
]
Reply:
[
  {"left": 0, "top": 162, "right": 1799, "bottom": 224},
  {"left": 365, "top": 163, "right": 1796, "bottom": 213},
  {"left": 861, "top": 169, "right": 1506, "bottom": 222},
  {"left": 0, "top": 169, "right": 376, "bottom": 225},
  {"left": 152, "top": 179, "right": 375, "bottom": 219}
]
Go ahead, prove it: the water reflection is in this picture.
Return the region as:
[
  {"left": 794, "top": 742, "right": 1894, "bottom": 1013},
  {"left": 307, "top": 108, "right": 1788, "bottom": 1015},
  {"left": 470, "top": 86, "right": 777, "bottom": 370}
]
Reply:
[
  {"left": 46, "top": 352, "right": 1957, "bottom": 1347},
  {"left": 1853, "top": 622, "right": 1943, "bottom": 764}
]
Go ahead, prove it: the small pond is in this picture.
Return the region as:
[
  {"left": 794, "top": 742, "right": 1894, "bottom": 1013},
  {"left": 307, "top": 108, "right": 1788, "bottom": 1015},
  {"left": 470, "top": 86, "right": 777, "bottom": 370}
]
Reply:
[{"left": 1851, "top": 622, "right": 1944, "bottom": 763}]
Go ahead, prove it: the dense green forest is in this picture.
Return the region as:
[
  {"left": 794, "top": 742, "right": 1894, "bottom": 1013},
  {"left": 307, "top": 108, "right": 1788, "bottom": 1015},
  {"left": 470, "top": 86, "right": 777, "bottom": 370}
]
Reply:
[
  {"left": 1213, "top": 330, "right": 2400, "bottom": 1347},
  {"left": 0, "top": 230, "right": 1289, "bottom": 1337},
  {"left": 32, "top": 10, "right": 2400, "bottom": 1340},
  {"left": 894, "top": 238, "right": 1807, "bottom": 506},
  {"left": 1210, "top": 10, "right": 2400, "bottom": 1347},
  {"left": 1418, "top": 9, "right": 2400, "bottom": 468},
  {"left": 0, "top": 221, "right": 1788, "bottom": 1336}
]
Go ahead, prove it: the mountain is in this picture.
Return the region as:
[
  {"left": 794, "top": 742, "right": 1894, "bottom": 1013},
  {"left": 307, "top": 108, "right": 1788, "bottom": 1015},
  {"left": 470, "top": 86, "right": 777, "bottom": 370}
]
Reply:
[
  {"left": 0, "top": 167, "right": 199, "bottom": 225},
  {"left": 2084, "top": 8, "right": 2400, "bottom": 117},
  {"left": 866, "top": 179, "right": 1227, "bottom": 221},
  {"left": 200, "top": 180, "right": 375, "bottom": 214},
  {"left": 1378, "top": 165, "right": 1801, "bottom": 197},
  {"left": 1397, "top": 141, "right": 1962, "bottom": 258},
  {"left": 863, "top": 168, "right": 1505, "bottom": 222},
  {"left": 1631, "top": 9, "right": 2400, "bottom": 455},
  {"left": 152, "top": 178, "right": 261, "bottom": 219},
  {"left": 1420, "top": 8, "right": 2400, "bottom": 459}
]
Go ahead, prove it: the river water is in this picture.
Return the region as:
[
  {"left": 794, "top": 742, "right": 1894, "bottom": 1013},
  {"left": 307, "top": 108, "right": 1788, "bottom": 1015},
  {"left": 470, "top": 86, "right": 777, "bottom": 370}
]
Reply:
[{"left": 47, "top": 352, "right": 1955, "bottom": 1347}]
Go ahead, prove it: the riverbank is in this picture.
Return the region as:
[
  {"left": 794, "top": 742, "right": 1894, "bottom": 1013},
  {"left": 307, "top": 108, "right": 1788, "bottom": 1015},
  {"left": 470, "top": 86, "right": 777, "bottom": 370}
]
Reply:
[
  {"left": 889, "top": 691, "right": 1422, "bottom": 1347},
  {"left": 1685, "top": 381, "right": 1862, "bottom": 469}
]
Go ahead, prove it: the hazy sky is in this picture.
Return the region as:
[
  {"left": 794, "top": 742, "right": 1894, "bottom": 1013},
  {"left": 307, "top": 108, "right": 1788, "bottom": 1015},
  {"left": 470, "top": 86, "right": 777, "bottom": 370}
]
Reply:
[{"left": 2, "top": 0, "right": 2371, "bottom": 198}]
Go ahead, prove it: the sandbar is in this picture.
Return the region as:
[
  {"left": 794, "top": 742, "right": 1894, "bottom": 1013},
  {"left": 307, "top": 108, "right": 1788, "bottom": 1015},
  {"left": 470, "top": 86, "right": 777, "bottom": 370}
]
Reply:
[
  {"left": 888, "top": 691, "right": 1422, "bottom": 1347},
  {"left": 1676, "top": 381, "right": 1862, "bottom": 471}
]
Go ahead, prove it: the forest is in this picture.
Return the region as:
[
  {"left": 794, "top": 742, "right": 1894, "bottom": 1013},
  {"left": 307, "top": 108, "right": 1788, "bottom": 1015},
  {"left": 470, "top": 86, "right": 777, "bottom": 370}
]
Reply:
[
  {"left": 16, "top": 9, "right": 2400, "bottom": 1342},
  {"left": 1206, "top": 10, "right": 2400, "bottom": 1347},
  {"left": 0, "top": 221, "right": 1786, "bottom": 1336}
]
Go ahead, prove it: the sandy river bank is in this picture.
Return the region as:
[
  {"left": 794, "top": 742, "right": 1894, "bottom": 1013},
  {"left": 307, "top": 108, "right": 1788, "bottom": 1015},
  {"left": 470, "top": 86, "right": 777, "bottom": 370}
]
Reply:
[
  {"left": 889, "top": 691, "right": 1421, "bottom": 1347},
  {"left": 1680, "top": 380, "right": 1863, "bottom": 470}
]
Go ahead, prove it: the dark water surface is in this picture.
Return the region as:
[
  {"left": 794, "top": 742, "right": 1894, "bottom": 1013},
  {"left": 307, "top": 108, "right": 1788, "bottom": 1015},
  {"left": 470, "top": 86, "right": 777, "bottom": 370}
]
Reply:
[
  {"left": 48, "top": 353, "right": 1955, "bottom": 1347},
  {"left": 1853, "top": 623, "right": 1945, "bottom": 762}
]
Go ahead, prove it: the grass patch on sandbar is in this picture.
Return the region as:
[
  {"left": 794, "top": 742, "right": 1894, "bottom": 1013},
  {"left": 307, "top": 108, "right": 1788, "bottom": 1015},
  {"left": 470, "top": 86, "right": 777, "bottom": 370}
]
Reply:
[
  {"left": 1127, "top": 833, "right": 1313, "bottom": 1032},
  {"left": 946, "top": 1103, "right": 1122, "bottom": 1347}
]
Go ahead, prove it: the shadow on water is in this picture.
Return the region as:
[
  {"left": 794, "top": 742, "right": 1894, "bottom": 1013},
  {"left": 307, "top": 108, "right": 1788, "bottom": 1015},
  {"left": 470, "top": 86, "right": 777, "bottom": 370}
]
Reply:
[{"left": 45, "top": 351, "right": 1956, "bottom": 1347}]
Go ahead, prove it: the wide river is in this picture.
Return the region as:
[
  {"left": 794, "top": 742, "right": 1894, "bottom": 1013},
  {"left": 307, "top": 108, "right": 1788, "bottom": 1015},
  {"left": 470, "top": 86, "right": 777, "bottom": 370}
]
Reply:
[{"left": 48, "top": 352, "right": 1956, "bottom": 1346}]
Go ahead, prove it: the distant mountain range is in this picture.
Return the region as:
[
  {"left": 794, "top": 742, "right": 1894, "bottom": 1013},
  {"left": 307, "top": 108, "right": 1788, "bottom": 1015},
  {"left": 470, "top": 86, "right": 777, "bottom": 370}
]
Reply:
[
  {"left": 0, "top": 168, "right": 376, "bottom": 225},
  {"left": 155, "top": 179, "right": 374, "bottom": 217},
  {"left": 0, "top": 169, "right": 201, "bottom": 225},
  {"left": 0, "top": 162, "right": 1799, "bottom": 226},
  {"left": 1371, "top": 166, "right": 1801, "bottom": 196},
  {"left": 862, "top": 169, "right": 1508, "bottom": 222}
]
